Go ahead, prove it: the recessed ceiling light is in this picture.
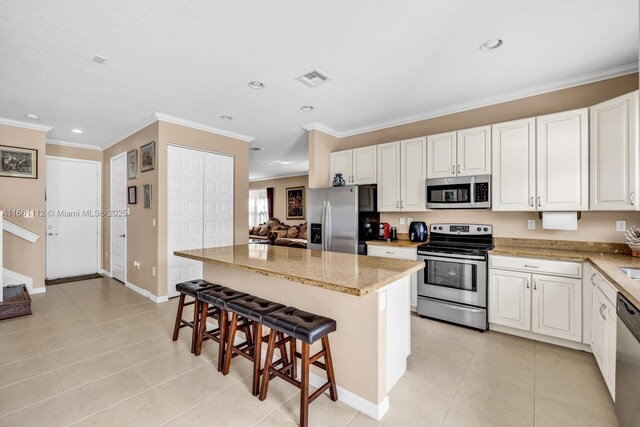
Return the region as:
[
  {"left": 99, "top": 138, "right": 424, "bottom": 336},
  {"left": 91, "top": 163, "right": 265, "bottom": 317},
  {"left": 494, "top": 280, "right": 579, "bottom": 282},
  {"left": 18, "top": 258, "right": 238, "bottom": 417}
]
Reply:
[
  {"left": 248, "top": 81, "right": 265, "bottom": 89},
  {"left": 25, "top": 113, "right": 39, "bottom": 120},
  {"left": 71, "top": 129, "right": 83, "bottom": 134},
  {"left": 220, "top": 115, "right": 233, "bottom": 121},
  {"left": 480, "top": 39, "right": 503, "bottom": 51},
  {"left": 301, "top": 105, "right": 314, "bottom": 111},
  {"left": 92, "top": 55, "right": 107, "bottom": 64},
  {"left": 249, "top": 146, "right": 264, "bottom": 151}
]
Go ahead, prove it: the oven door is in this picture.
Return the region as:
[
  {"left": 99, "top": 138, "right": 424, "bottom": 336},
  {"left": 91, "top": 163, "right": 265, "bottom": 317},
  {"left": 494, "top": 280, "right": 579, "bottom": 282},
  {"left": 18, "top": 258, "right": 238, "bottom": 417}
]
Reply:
[
  {"left": 425, "top": 177, "right": 474, "bottom": 209},
  {"left": 417, "top": 253, "right": 487, "bottom": 308}
]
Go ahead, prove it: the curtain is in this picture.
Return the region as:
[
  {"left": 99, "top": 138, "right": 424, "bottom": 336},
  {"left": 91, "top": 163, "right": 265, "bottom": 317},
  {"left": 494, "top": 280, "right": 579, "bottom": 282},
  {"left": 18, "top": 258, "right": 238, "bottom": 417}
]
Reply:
[
  {"left": 249, "top": 189, "right": 268, "bottom": 227},
  {"left": 266, "top": 187, "right": 274, "bottom": 219}
]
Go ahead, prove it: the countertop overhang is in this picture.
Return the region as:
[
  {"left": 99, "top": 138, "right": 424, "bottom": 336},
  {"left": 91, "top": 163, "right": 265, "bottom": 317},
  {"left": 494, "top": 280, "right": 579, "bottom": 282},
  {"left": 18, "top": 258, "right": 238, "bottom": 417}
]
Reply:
[{"left": 174, "top": 244, "right": 423, "bottom": 297}]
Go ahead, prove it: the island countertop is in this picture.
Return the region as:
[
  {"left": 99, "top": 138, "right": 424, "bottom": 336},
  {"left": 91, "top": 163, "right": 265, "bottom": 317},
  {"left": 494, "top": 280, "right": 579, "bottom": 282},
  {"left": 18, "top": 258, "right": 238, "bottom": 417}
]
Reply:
[{"left": 174, "top": 244, "right": 423, "bottom": 296}]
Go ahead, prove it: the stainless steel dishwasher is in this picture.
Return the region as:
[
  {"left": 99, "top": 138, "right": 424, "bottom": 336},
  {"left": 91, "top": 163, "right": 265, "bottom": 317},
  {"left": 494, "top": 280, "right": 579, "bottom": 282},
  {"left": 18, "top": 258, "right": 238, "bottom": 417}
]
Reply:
[{"left": 615, "top": 293, "right": 640, "bottom": 427}]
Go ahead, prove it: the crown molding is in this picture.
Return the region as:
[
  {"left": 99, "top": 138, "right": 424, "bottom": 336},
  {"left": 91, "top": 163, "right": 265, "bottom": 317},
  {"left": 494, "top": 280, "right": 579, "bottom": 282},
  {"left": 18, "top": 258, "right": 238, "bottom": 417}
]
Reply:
[
  {"left": 155, "top": 113, "right": 254, "bottom": 143},
  {"left": 103, "top": 113, "right": 160, "bottom": 149},
  {"left": 0, "top": 117, "right": 53, "bottom": 132},
  {"left": 249, "top": 172, "right": 308, "bottom": 182},
  {"left": 46, "top": 139, "right": 102, "bottom": 151},
  {"left": 305, "top": 62, "right": 639, "bottom": 139}
]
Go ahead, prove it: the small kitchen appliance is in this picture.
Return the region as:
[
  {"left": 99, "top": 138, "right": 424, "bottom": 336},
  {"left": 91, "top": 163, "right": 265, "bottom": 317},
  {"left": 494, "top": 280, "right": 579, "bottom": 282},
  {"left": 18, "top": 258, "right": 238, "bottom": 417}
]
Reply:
[
  {"left": 409, "top": 221, "right": 428, "bottom": 242},
  {"left": 379, "top": 223, "right": 390, "bottom": 240},
  {"left": 425, "top": 175, "right": 491, "bottom": 209}
]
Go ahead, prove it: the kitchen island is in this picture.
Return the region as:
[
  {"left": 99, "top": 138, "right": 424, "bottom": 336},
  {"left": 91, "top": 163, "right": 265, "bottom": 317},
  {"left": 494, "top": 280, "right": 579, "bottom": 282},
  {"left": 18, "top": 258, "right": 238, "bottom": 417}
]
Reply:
[{"left": 174, "top": 244, "right": 423, "bottom": 420}]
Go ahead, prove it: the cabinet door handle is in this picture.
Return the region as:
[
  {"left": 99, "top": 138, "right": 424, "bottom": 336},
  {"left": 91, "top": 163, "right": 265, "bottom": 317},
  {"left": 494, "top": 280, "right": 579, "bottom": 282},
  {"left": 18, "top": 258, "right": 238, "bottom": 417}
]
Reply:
[
  {"left": 631, "top": 192, "right": 635, "bottom": 206},
  {"left": 526, "top": 279, "right": 530, "bottom": 289},
  {"left": 600, "top": 303, "right": 607, "bottom": 320},
  {"left": 451, "top": 165, "right": 455, "bottom": 174},
  {"left": 530, "top": 197, "right": 534, "bottom": 207},
  {"left": 533, "top": 279, "right": 537, "bottom": 290},
  {"left": 396, "top": 201, "right": 399, "bottom": 209},
  {"left": 537, "top": 196, "right": 541, "bottom": 207},
  {"left": 591, "top": 273, "right": 597, "bottom": 286},
  {"left": 400, "top": 200, "right": 404, "bottom": 208},
  {"left": 524, "top": 264, "right": 538, "bottom": 268},
  {"left": 457, "top": 165, "right": 460, "bottom": 174}
]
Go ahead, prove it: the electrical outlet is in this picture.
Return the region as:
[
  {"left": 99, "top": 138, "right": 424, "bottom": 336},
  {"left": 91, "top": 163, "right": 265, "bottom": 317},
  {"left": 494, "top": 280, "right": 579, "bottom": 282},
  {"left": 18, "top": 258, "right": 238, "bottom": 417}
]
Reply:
[
  {"left": 152, "top": 218, "right": 156, "bottom": 227},
  {"left": 528, "top": 220, "right": 536, "bottom": 230},
  {"left": 399, "top": 218, "right": 405, "bottom": 225},
  {"left": 407, "top": 217, "right": 413, "bottom": 225},
  {"left": 616, "top": 221, "right": 627, "bottom": 232},
  {"left": 152, "top": 266, "right": 156, "bottom": 277}
]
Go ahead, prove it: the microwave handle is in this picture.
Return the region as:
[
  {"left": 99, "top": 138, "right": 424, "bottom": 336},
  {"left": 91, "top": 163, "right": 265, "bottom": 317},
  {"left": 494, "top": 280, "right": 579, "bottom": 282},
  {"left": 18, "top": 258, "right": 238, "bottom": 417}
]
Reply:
[{"left": 470, "top": 176, "right": 476, "bottom": 206}]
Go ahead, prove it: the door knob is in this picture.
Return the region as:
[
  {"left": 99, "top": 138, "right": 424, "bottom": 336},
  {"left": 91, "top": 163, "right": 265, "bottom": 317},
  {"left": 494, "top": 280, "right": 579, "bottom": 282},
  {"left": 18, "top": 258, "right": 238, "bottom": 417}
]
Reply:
[{"left": 47, "top": 232, "right": 58, "bottom": 236}]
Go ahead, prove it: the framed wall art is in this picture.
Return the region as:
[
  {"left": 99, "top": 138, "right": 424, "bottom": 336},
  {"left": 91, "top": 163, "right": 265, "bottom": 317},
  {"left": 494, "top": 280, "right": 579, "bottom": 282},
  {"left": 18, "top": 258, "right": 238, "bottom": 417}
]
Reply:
[
  {"left": 143, "top": 184, "right": 152, "bottom": 208},
  {"left": 0, "top": 145, "right": 37, "bottom": 179},
  {"left": 286, "top": 186, "right": 305, "bottom": 220},
  {"left": 140, "top": 141, "right": 155, "bottom": 172},
  {"left": 127, "top": 149, "right": 137, "bottom": 179},
  {"left": 127, "top": 186, "right": 137, "bottom": 204}
]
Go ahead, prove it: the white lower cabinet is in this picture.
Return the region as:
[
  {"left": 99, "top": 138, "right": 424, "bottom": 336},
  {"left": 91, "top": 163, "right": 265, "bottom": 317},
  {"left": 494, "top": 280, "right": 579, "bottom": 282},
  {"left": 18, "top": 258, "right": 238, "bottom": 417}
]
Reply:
[
  {"left": 590, "top": 272, "right": 617, "bottom": 400},
  {"left": 367, "top": 245, "right": 418, "bottom": 309},
  {"left": 489, "top": 256, "right": 582, "bottom": 343}
]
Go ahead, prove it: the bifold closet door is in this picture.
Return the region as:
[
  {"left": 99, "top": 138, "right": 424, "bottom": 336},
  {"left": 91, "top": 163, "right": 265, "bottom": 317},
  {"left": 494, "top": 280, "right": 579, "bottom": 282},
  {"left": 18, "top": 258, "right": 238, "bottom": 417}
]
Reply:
[
  {"left": 167, "top": 146, "right": 204, "bottom": 298},
  {"left": 203, "top": 152, "right": 234, "bottom": 248}
]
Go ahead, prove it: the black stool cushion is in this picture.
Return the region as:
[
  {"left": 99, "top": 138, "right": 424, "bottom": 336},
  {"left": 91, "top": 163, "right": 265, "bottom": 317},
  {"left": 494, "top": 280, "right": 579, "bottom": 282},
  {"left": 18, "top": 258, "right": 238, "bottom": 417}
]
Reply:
[
  {"left": 226, "top": 295, "right": 286, "bottom": 323},
  {"left": 263, "top": 307, "right": 337, "bottom": 344},
  {"left": 175, "top": 280, "right": 219, "bottom": 298},
  {"left": 199, "top": 287, "right": 249, "bottom": 308}
]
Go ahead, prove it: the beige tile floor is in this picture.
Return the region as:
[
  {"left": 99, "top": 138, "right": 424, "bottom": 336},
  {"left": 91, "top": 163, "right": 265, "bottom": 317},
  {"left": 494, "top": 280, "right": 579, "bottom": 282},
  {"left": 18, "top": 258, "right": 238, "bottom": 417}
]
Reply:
[{"left": 0, "top": 277, "right": 618, "bottom": 427}]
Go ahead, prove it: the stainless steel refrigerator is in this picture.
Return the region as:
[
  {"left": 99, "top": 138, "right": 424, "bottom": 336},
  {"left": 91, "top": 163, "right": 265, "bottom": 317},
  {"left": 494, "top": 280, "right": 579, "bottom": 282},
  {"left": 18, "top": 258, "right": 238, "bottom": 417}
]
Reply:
[{"left": 307, "top": 185, "right": 377, "bottom": 254}]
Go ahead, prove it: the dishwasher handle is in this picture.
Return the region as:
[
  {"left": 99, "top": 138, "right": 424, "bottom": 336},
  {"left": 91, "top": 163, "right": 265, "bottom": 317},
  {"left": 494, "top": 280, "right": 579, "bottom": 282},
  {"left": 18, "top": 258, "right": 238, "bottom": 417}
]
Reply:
[{"left": 617, "top": 293, "right": 640, "bottom": 342}]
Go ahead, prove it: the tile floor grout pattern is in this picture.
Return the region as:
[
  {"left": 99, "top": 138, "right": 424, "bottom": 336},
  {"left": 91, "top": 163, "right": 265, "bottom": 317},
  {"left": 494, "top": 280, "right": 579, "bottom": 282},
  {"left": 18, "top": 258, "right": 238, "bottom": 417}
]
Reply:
[{"left": 0, "top": 277, "right": 619, "bottom": 426}]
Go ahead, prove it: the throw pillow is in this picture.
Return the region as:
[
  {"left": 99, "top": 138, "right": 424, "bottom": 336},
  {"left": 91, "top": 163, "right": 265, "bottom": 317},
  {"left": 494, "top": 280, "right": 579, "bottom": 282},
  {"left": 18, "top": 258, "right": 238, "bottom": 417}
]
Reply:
[
  {"left": 258, "top": 225, "right": 270, "bottom": 236},
  {"left": 287, "top": 227, "right": 299, "bottom": 238},
  {"left": 277, "top": 229, "right": 289, "bottom": 238},
  {"left": 301, "top": 229, "right": 307, "bottom": 240}
]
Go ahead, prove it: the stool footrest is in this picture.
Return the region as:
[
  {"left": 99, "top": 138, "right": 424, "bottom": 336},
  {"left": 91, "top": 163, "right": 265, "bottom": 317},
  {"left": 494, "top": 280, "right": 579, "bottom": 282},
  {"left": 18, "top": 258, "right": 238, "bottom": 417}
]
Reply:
[
  {"left": 295, "top": 351, "right": 327, "bottom": 371},
  {"left": 309, "top": 381, "right": 332, "bottom": 403}
]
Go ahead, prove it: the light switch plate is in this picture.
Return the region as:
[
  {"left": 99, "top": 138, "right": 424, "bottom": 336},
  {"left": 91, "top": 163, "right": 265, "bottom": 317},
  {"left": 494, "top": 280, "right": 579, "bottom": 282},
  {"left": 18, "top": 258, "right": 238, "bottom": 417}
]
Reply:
[
  {"left": 528, "top": 220, "right": 536, "bottom": 230},
  {"left": 399, "top": 218, "right": 405, "bottom": 225},
  {"left": 152, "top": 266, "right": 156, "bottom": 277},
  {"left": 616, "top": 221, "right": 627, "bottom": 232},
  {"left": 407, "top": 217, "right": 413, "bottom": 225}
]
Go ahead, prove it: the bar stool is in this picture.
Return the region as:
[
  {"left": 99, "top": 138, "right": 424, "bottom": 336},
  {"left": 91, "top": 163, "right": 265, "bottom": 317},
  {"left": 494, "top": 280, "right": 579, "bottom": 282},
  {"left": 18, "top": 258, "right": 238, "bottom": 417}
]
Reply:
[
  {"left": 172, "top": 280, "right": 219, "bottom": 353},
  {"left": 196, "top": 287, "right": 249, "bottom": 371},
  {"left": 259, "top": 307, "right": 338, "bottom": 427},
  {"left": 223, "top": 295, "right": 286, "bottom": 395}
]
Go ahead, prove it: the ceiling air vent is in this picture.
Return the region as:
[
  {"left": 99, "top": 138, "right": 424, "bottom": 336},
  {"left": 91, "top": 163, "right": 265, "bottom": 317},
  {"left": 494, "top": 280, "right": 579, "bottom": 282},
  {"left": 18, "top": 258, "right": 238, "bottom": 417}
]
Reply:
[{"left": 296, "top": 69, "right": 331, "bottom": 88}]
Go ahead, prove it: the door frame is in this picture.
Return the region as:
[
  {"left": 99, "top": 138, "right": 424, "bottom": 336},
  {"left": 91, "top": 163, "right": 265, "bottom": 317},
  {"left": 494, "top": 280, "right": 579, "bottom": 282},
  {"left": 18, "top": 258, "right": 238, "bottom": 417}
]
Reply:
[
  {"left": 45, "top": 155, "right": 102, "bottom": 279},
  {"left": 166, "top": 144, "right": 235, "bottom": 298},
  {"left": 110, "top": 152, "right": 127, "bottom": 283}
]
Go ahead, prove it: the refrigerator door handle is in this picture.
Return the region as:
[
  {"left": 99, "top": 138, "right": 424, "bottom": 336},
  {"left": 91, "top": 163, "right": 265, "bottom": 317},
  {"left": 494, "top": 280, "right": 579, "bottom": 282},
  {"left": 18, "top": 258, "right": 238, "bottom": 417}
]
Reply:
[
  {"left": 320, "top": 200, "right": 327, "bottom": 251},
  {"left": 325, "top": 200, "right": 332, "bottom": 252}
]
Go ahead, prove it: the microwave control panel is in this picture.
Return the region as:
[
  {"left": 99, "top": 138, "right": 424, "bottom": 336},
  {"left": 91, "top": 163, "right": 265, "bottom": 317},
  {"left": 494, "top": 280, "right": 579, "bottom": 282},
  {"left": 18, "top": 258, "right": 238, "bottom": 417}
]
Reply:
[{"left": 474, "top": 183, "right": 489, "bottom": 203}]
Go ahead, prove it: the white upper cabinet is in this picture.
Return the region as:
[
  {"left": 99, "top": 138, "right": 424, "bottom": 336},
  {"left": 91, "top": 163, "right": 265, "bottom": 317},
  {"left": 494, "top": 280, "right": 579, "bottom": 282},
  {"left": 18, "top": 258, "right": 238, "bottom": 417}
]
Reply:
[
  {"left": 427, "top": 132, "right": 456, "bottom": 178},
  {"left": 352, "top": 146, "right": 377, "bottom": 185},
  {"left": 330, "top": 146, "right": 377, "bottom": 185},
  {"left": 400, "top": 137, "right": 427, "bottom": 211},
  {"left": 531, "top": 273, "right": 582, "bottom": 342},
  {"left": 457, "top": 126, "right": 491, "bottom": 176},
  {"left": 329, "top": 150, "right": 353, "bottom": 184},
  {"left": 536, "top": 108, "right": 589, "bottom": 211},
  {"left": 492, "top": 118, "right": 537, "bottom": 211},
  {"left": 590, "top": 91, "right": 639, "bottom": 211},
  {"left": 377, "top": 141, "right": 401, "bottom": 211}
]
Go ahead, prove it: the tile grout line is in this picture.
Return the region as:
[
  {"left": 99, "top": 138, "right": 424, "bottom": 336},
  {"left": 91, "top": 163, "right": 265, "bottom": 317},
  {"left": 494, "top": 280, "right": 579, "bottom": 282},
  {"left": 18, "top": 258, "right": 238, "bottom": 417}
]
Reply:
[{"left": 436, "top": 336, "right": 476, "bottom": 427}]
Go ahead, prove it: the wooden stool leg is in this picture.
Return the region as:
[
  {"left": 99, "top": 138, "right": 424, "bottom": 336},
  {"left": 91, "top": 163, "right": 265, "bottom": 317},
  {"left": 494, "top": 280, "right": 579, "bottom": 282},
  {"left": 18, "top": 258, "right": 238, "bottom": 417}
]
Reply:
[
  {"left": 300, "top": 342, "right": 310, "bottom": 427},
  {"left": 322, "top": 336, "right": 338, "bottom": 401},
  {"left": 172, "top": 294, "right": 185, "bottom": 341},
  {"left": 290, "top": 337, "right": 297, "bottom": 379},
  {"left": 223, "top": 313, "right": 238, "bottom": 375},
  {"left": 276, "top": 332, "right": 289, "bottom": 373},
  {"left": 191, "top": 299, "right": 200, "bottom": 354},
  {"left": 252, "top": 322, "right": 262, "bottom": 396},
  {"left": 259, "top": 330, "right": 277, "bottom": 401},
  {"left": 195, "top": 301, "right": 208, "bottom": 356},
  {"left": 217, "top": 309, "right": 228, "bottom": 372}
]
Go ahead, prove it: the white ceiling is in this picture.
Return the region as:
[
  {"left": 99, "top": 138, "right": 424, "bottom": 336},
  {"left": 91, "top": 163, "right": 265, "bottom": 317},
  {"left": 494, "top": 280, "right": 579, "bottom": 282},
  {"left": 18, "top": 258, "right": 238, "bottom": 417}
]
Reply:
[{"left": 0, "top": 0, "right": 637, "bottom": 180}]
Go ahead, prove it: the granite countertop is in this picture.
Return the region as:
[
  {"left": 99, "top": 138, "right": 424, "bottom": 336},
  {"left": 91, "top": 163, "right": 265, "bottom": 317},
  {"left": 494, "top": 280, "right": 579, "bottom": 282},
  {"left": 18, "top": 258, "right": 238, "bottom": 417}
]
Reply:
[
  {"left": 174, "top": 244, "right": 423, "bottom": 297},
  {"left": 489, "top": 238, "right": 640, "bottom": 308}
]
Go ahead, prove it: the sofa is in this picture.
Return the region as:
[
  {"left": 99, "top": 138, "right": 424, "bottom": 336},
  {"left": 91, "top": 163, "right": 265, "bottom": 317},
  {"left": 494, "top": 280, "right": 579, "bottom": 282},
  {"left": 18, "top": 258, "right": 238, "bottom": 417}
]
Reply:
[{"left": 249, "top": 218, "right": 307, "bottom": 248}]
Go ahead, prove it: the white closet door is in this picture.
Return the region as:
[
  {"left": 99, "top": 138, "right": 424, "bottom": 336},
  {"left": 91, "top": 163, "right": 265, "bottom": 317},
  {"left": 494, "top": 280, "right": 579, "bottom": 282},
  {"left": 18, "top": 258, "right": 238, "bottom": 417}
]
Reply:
[
  {"left": 204, "top": 152, "right": 234, "bottom": 248},
  {"left": 167, "top": 146, "right": 204, "bottom": 298}
]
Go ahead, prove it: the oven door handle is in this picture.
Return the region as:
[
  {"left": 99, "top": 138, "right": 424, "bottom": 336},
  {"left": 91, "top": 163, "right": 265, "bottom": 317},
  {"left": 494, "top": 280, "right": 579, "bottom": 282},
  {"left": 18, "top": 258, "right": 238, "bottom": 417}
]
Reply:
[{"left": 418, "top": 253, "right": 486, "bottom": 262}]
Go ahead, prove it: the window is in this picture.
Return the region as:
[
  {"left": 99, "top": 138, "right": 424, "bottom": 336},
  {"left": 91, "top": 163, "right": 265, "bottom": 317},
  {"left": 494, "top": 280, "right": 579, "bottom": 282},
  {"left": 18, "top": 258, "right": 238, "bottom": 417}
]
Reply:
[{"left": 249, "top": 189, "right": 268, "bottom": 227}]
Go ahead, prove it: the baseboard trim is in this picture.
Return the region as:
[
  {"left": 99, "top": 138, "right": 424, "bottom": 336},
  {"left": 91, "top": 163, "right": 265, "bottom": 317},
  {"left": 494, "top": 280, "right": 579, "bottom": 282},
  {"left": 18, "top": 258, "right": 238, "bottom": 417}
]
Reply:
[
  {"left": 125, "top": 281, "right": 168, "bottom": 304},
  {"left": 100, "top": 269, "right": 112, "bottom": 277},
  {"left": 28, "top": 287, "right": 46, "bottom": 295},
  {"left": 3, "top": 269, "right": 41, "bottom": 295},
  {"left": 489, "top": 323, "right": 592, "bottom": 352}
]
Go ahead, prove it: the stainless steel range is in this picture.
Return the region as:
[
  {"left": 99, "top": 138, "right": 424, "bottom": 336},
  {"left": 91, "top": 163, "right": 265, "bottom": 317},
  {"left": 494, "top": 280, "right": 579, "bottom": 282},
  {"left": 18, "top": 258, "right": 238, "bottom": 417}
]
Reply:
[{"left": 416, "top": 223, "right": 493, "bottom": 330}]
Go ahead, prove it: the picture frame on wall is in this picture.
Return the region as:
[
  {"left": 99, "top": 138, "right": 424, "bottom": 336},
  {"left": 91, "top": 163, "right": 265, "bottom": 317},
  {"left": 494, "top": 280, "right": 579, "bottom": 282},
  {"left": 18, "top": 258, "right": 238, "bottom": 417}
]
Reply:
[
  {"left": 286, "top": 186, "right": 305, "bottom": 220},
  {"left": 127, "top": 186, "right": 137, "bottom": 204},
  {"left": 140, "top": 141, "right": 155, "bottom": 172},
  {"left": 0, "top": 145, "right": 37, "bottom": 179},
  {"left": 127, "top": 149, "right": 137, "bottom": 179},
  {"left": 143, "top": 184, "right": 152, "bottom": 208}
]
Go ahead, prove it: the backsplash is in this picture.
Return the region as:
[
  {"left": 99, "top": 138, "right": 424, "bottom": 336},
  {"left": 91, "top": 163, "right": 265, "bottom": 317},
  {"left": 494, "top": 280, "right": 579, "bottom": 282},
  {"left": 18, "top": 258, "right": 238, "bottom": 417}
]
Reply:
[{"left": 381, "top": 211, "right": 640, "bottom": 243}]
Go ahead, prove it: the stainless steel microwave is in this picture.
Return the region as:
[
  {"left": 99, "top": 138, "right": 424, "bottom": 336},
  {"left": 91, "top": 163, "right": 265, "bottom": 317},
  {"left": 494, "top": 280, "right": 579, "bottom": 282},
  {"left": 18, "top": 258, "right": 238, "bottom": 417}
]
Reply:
[{"left": 425, "top": 175, "right": 491, "bottom": 209}]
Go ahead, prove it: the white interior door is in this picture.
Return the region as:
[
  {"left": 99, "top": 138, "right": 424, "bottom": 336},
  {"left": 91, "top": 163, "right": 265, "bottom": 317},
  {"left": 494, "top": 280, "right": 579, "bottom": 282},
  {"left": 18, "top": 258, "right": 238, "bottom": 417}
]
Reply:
[
  {"left": 203, "top": 151, "right": 234, "bottom": 248},
  {"left": 167, "top": 145, "right": 204, "bottom": 298},
  {"left": 46, "top": 157, "right": 100, "bottom": 279},
  {"left": 110, "top": 153, "right": 127, "bottom": 283}
]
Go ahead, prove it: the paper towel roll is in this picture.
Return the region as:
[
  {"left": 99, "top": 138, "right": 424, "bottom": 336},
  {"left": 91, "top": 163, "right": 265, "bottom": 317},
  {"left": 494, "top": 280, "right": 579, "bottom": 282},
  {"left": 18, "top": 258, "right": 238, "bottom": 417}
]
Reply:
[{"left": 542, "top": 212, "right": 578, "bottom": 231}]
